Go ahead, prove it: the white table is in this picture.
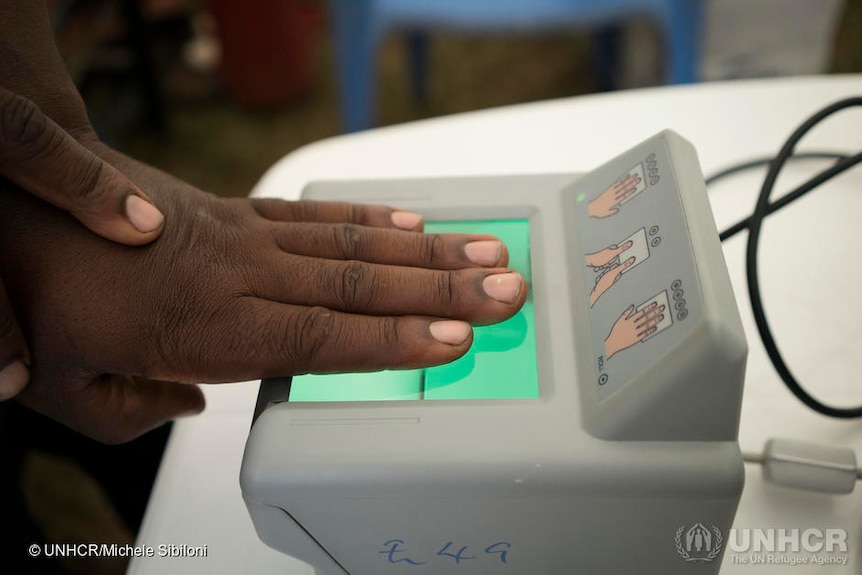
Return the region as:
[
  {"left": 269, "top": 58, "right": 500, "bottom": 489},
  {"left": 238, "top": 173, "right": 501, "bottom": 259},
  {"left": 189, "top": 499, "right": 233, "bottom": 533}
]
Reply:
[{"left": 130, "top": 75, "right": 862, "bottom": 574}]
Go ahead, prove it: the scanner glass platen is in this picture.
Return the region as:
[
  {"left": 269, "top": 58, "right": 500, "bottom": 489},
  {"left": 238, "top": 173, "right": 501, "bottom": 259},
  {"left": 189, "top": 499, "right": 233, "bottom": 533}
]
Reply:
[{"left": 287, "top": 219, "right": 539, "bottom": 401}]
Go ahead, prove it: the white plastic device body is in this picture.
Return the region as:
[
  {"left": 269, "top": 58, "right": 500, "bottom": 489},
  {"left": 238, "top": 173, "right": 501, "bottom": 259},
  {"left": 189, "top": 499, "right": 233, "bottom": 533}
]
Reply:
[{"left": 241, "top": 131, "right": 747, "bottom": 574}]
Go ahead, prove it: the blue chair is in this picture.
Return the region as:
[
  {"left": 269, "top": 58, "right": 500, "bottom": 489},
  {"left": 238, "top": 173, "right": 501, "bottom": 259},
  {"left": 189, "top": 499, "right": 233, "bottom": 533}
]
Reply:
[{"left": 328, "top": 0, "right": 705, "bottom": 132}]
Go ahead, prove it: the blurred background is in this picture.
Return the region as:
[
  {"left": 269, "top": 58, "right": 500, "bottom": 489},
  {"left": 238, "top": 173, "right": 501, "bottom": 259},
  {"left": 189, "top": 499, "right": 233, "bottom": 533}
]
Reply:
[
  {"left": 50, "top": 0, "right": 861, "bottom": 198},
  {"left": 6, "top": 0, "right": 862, "bottom": 574}
]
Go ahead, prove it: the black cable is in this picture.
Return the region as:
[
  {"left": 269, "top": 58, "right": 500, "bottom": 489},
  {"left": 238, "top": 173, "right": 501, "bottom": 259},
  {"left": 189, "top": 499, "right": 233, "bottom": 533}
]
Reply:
[
  {"left": 718, "top": 152, "right": 862, "bottom": 241},
  {"left": 739, "top": 97, "right": 862, "bottom": 418},
  {"left": 705, "top": 151, "right": 849, "bottom": 186}
]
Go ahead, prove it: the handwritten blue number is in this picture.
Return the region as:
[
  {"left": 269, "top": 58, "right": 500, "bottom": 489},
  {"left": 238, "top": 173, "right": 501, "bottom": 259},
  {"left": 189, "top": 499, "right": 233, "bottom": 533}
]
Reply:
[
  {"left": 485, "top": 542, "right": 512, "bottom": 564},
  {"left": 379, "top": 539, "right": 427, "bottom": 565},
  {"left": 437, "top": 541, "right": 476, "bottom": 564}
]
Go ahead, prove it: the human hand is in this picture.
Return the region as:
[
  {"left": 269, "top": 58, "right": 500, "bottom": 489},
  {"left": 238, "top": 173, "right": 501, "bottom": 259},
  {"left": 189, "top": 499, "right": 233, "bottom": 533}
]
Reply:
[
  {"left": 0, "top": 87, "right": 165, "bottom": 401},
  {"left": 0, "top": 153, "right": 526, "bottom": 443},
  {"left": 604, "top": 302, "right": 665, "bottom": 358},
  {"left": 0, "top": 87, "right": 165, "bottom": 243},
  {"left": 588, "top": 174, "right": 641, "bottom": 218},
  {"left": 589, "top": 257, "right": 635, "bottom": 305},
  {"left": 584, "top": 240, "right": 633, "bottom": 270}
]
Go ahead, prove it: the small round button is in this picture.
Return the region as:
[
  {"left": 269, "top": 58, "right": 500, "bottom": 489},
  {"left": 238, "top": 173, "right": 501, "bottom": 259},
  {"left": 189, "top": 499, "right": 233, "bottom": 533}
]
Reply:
[
  {"left": 677, "top": 309, "right": 688, "bottom": 320},
  {"left": 673, "top": 289, "right": 684, "bottom": 300},
  {"left": 598, "top": 374, "right": 609, "bottom": 385},
  {"left": 651, "top": 236, "right": 662, "bottom": 247},
  {"left": 675, "top": 299, "right": 686, "bottom": 310},
  {"left": 671, "top": 279, "right": 682, "bottom": 290}
]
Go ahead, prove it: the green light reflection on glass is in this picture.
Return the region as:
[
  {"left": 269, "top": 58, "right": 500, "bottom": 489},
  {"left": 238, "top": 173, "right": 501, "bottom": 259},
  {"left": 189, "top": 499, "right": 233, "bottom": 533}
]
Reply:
[{"left": 288, "top": 219, "right": 538, "bottom": 401}]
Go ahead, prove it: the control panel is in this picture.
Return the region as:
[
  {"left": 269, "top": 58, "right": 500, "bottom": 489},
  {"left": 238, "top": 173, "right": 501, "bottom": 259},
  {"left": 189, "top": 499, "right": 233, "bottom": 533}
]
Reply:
[{"left": 571, "top": 144, "right": 703, "bottom": 401}]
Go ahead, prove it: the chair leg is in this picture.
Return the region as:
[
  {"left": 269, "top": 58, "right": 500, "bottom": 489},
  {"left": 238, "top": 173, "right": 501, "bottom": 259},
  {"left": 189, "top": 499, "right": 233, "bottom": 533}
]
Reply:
[
  {"left": 329, "top": 0, "right": 378, "bottom": 132},
  {"left": 121, "top": 0, "right": 165, "bottom": 133},
  {"left": 593, "top": 24, "right": 624, "bottom": 92},
  {"left": 407, "top": 32, "right": 430, "bottom": 107},
  {"left": 664, "top": 0, "right": 704, "bottom": 84}
]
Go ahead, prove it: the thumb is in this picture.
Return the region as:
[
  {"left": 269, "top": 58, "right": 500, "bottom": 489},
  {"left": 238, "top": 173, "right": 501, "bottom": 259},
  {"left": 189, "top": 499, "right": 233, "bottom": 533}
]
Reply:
[
  {"left": 0, "top": 278, "right": 30, "bottom": 400},
  {"left": 77, "top": 375, "right": 206, "bottom": 444},
  {"left": 17, "top": 372, "right": 206, "bottom": 445},
  {"left": 0, "top": 87, "right": 163, "bottom": 246}
]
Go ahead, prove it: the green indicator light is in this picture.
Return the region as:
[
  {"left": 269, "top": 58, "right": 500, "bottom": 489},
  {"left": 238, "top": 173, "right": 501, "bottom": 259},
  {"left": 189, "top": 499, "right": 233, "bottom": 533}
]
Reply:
[
  {"left": 576, "top": 192, "right": 587, "bottom": 203},
  {"left": 289, "top": 219, "right": 539, "bottom": 402}
]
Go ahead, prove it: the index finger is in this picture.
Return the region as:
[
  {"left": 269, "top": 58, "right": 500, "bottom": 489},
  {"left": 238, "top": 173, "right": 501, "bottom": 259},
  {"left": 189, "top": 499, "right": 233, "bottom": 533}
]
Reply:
[
  {"left": 612, "top": 240, "right": 634, "bottom": 257},
  {"left": 0, "top": 87, "right": 164, "bottom": 246}
]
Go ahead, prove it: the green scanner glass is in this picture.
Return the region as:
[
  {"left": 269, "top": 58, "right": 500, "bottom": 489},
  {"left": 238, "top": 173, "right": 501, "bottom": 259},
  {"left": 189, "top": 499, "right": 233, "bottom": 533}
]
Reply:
[{"left": 288, "top": 219, "right": 539, "bottom": 401}]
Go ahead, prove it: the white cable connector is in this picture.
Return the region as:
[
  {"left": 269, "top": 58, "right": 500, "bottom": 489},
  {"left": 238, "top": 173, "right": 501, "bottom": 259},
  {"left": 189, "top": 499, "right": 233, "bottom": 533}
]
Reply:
[{"left": 743, "top": 438, "right": 859, "bottom": 494}]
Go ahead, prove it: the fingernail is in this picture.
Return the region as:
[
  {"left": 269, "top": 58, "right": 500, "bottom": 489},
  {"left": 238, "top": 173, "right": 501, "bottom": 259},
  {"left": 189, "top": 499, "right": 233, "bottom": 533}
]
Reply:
[
  {"left": 0, "top": 360, "right": 29, "bottom": 401},
  {"left": 429, "top": 320, "right": 471, "bottom": 345},
  {"left": 391, "top": 210, "right": 423, "bottom": 230},
  {"left": 464, "top": 240, "right": 502, "bottom": 266},
  {"left": 126, "top": 194, "right": 164, "bottom": 233},
  {"left": 482, "top": 272, "right": 522, "bottom": 304}
]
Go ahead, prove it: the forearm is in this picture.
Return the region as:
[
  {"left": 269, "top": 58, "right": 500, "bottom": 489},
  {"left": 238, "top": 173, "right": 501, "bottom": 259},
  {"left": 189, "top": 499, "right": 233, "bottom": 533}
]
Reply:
[{"left": 0, "top": 1, "right": 96, "bottom": 140}]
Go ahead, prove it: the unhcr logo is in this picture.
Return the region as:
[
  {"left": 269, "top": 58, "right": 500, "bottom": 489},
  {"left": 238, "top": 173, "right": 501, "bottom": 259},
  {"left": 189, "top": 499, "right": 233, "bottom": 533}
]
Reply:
[
  {"left": 675, "top": 523, "right": 723, "bottom": 562},
  {"left": 675, "top": 525, "right": 849, "bottom": 566}
]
